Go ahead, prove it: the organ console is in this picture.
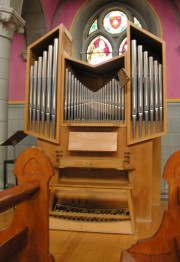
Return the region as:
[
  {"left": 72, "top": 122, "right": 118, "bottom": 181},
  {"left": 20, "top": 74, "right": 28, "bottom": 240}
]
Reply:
[{"left": 24, "top": 21, "right": 167, "bottom": 234}]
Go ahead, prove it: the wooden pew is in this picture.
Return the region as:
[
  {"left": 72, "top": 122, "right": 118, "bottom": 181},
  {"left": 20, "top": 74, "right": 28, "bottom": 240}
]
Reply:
[
  {"left": 0, "top": 147, "right": 55, "bottom": 262},
  {"left": 120, "top": 150, "right": 180, "bottom": 261}
]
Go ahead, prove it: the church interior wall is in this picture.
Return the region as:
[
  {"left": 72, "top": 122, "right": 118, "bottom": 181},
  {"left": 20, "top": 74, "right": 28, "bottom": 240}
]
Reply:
[{"left": 2, "top": 0, "right": 180, "bottom": 197}]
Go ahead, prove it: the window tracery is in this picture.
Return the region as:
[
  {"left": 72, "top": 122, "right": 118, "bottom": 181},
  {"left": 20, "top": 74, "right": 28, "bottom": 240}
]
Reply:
[{"left": 84, "top": 6, "right": 142, "bottom": 65}]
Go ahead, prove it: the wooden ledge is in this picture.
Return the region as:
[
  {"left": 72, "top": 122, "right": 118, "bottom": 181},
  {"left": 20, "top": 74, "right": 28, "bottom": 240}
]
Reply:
[
  {"left": 50, "top": 181, "right": 133, "bottom": 190},
  {"left": 59, "top": 157, "right": 135, "bottom": 170}
]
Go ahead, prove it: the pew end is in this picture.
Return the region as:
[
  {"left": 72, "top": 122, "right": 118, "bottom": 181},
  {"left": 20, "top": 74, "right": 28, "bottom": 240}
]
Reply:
[
  {"left": 120, "top": 150, "right": 180, "bottom": 261},
  {"left": 0, "top": 146, "right": 55, "bottom": 262}
]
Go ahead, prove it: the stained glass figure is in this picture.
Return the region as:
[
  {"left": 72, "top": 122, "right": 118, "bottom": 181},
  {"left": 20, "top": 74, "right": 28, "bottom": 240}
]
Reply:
[
  {"left": 119, "top": 37, "right": 127, "bottom": 54},
  {"left": 87, "top": 35, "right": 113, "bottom": 64},
  {"left": 89, "top": 19, "right": 98, "bottom": 35},
  {"left": 134, "top": 17, "right": 142, "bottom": 28},
  {"left": 103, "top": 11, "right": 127, "bottom": 34}
]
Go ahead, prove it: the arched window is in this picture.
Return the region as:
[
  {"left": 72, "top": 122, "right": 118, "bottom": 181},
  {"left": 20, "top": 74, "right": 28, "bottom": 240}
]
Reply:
[
  {"left": 82, "top": 5, "right": 143, "bottom": 65},
  {"left": 71, "top": 1, "right": 161, "bottom": 63}
]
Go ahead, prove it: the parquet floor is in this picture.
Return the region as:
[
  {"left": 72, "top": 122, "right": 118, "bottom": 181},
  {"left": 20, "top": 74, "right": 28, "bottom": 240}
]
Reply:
[
  {"left": 49, "top": 202, "right": 167, "bottom": 262},
  {"left": 0, "top": 202, "right": 167, "bottom": 262}
]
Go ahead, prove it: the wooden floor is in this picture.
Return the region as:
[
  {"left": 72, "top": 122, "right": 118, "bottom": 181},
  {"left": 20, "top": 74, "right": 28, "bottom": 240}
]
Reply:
[
  {"left": 49, "top": 202, "right": 167, "bottom": 262},
  {"left": 0, "top": 202, "right": 167, "bottom": 262}
]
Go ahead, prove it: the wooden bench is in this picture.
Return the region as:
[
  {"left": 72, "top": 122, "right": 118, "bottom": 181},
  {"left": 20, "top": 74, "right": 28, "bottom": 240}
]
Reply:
[
  {"left": 0, "top": 147, "right": 55, "bottom": 262},
  {"left": 121, "top": 150, "right": 180, "bottom": 261}
]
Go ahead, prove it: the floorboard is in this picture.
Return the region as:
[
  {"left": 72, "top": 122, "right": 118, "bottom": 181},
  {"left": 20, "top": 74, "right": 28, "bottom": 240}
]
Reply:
[
  {"left": 0, "top": 202, "right": 167, "bottom": 262},
  {"left": 49, "top": 202, "right": 167, "bottom": 262}
]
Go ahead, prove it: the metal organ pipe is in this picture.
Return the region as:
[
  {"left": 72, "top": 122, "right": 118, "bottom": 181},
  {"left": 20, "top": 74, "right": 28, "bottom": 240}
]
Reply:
[
  {"left": 63, "top": 67, "right": 128, "bottom": 123},
  {"left": 114, "top": 79, "right": 118, "bottom": 121},
  {"left": 71, "top": 73, "right": 75, "bottom": 120},
  {"left": 37, "top": 56, "right": 42, "bottom": 133},
  {"left": 154, "top": 60, "right": 159, "bottom": 132},
  {"left": 28, "top": 39, "right": 59, "bottom": 138},
  {"left": 46, "top": 45, "right": 53, "bottom": 136},
  {"left": 137, "top": 45, "right": 143, "bottom": 137},
  {"left": 64, "top": 67, "right": 68, "bottom": 121},
  {"left": 143, "top": 51, "right": 149, "bottom": 135},
  {"left": 29, "top": 65, "right": 34, "bottom": 130},
  {"left": 121, "top": 83, "right": 125, "bottom": 123},
  {"left": 51, "top": 38, "right": 59, "bottom": 138},
  {"left": 131, "top": 40, "right": 138, "bottom": 138},
  {"left": 117, "top": 81, "right": 121, "bottom": 122},
  {"left": 67, "top": 70, "right": 71, "bottom": 121},
  {"left": 158, "top": 64, "right": 163, "bottom": 131},
  {"left": 130, "top": 40, "right": 164, "bottom": 139},
  {"left": 149, "top": 56, "right": 154, "bottom": 134},
  {"left": 41, "top": 51, "right": 47, "bottom": 134},
  {"left": 32, "top": 61, "right": 38, "bottom": 130}
]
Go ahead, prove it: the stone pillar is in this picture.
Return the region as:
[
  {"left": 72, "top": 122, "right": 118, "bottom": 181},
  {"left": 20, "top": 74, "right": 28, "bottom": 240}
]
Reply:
[{"left": 0, "top": 6, "right": 25, "bottom": 188}]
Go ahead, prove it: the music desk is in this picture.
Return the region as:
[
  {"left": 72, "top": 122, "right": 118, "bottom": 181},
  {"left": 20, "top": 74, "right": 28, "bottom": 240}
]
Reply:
[{"left": 1, "top": 130, "right": 28, "bottom": 189}]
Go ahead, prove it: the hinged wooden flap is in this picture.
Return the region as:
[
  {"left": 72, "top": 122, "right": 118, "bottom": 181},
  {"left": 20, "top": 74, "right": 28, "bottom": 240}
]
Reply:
[{"left": 68, "top": 132, "right": 117, "bottom": 152}]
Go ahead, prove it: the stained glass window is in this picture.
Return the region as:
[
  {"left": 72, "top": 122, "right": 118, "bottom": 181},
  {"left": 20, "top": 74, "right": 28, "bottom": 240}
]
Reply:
[
  {"left": 134, "top": 17, "right": 142, "bottom": 28},
  {"left": 87, "top": 35, "right": 113, "bottom": 65},
  {"left": 103, "top": 11, "right": 127, "bottom": 34},
  {"left": 83, "top": 6, "right": 144, "bottom": 65},
  {"left": 119, "top": 37, "right": 127, "bottom": 54},
  {"left": 89, "top": 19, "right": 98, "bottom": 35}
]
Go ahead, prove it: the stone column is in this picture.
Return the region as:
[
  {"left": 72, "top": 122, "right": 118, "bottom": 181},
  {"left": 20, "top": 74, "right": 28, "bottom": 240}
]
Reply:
[{"left": 0, "top": 6, "right": 25, "bottom": 188}]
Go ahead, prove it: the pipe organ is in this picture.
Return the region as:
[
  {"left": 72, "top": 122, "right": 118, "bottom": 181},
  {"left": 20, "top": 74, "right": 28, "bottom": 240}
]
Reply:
[{"left": 24, "top": 22, "right": 166, "bottom": 234}]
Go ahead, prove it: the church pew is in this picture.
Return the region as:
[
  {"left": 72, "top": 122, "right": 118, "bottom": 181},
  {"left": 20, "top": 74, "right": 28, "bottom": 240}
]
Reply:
[
  {"left": 0, "top": 147, "right": 55, "bottom": 262},
  {"left": 120, "top": 150, "right": 180, "bottom": 261}
]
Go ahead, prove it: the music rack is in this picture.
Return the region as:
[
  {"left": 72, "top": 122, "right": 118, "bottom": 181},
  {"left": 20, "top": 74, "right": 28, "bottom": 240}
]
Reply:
[{"left": 1, "top": 130, "right": 28, "bottom": 189}]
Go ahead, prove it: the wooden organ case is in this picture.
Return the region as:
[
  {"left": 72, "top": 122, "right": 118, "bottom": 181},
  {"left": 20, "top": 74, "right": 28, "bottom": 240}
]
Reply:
[{"left": 24, "top": 22, "right": 166, "bottom": 234}]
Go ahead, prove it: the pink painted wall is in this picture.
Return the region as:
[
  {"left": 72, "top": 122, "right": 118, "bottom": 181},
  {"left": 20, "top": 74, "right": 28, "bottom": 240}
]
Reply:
[
  {"left": 41, "top": 0, "right": 60, "bottom": 31},
  {"left": 148, "top": 0, "right": 180, "bottom": 98},
  {"left": 54, "top": 0, "right": 85, "bottom": 30},
  {"left": 175, "top": 0, "right": 180, "bottom": 14},
  {"left": 8, "top": 0, "right": 180, "bottom": 101},
  {"left": 9, "top": 33, "right": 26, "bottom": 101}
]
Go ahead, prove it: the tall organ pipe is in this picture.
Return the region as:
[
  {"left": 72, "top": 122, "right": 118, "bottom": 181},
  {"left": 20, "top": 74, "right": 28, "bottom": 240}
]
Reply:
[{"left": 131, "top": 40, "right": 138, "bottom": 138}]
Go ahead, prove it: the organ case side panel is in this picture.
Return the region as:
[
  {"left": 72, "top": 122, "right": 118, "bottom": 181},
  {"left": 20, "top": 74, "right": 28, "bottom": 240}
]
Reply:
[
  {"left": 126, "top": 22, "right": 167, "bottom": 145},
  {"left": 24, "top": 24, "right": 73, "bottom": 144}
]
